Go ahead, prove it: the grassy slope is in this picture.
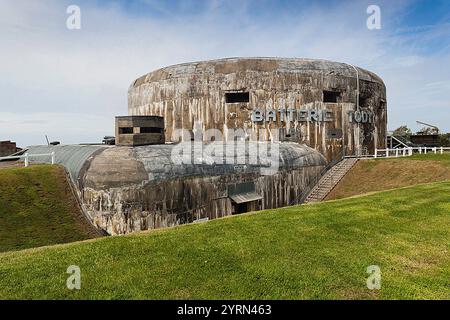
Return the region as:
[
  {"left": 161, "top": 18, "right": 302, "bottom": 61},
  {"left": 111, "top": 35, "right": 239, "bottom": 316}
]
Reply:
[
  {"left": 0, "top": 181, "right": 448, "bottom": 300},
  {"left": 0, "top": 165, "right": 100, "bottom": 253},
  {"left": 326, "top": 154, "right": 450, "bottom": 200}
]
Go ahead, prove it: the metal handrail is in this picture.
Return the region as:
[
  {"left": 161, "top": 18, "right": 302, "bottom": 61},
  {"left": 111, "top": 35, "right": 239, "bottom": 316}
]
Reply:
[
  {"left": 0, "top": 152, "right": 55, "bottom": 167},
  {"left": 373, "top": 146, "right": 450, "bottom": 158}
]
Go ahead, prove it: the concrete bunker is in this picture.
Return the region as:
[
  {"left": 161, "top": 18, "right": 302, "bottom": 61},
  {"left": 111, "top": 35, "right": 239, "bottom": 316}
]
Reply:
[
  {"left": 25, "top": 57, "right": 387, "bottom": 235},
  {"left": 129, "top": 57, "right": 387, "bottom": 161},
  {"left": 115, "top": 115, "right": 165, "bottom": 146},
  {"left": 26, "top": 142, "right": 327, "bottom": 235}
]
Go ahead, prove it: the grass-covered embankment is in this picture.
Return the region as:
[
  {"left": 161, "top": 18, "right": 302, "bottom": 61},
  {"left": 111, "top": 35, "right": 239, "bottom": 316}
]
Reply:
[
  {"left": 326, "top": 154, "right": 450, "bottom": 200},
  {"left": 0, "top": 165, "right": 100, "bottom": 253},
  {"left": 0, "top": 181, "right": 448, "bottom": 300}
]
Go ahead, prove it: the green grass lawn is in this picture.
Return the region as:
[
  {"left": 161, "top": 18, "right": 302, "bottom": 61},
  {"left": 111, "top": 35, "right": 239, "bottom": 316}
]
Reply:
[
  {"left": 403, "top": 153, "right": 450, "bottom": 165},
  {"left": 0, "top": 165, "right": 100, "bottom": 253},
  {"left": 0, "top": 181, "right": 448, "bottom": 300}
]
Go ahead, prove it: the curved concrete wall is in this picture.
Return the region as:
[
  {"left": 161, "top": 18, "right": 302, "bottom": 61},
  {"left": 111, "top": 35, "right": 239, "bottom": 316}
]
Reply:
[
  {"left": 129, "top": 57, "right": 387, "bottom": 162},
  {"left": 80, "top": 143, "right": 326, "bottom": 235},
  {"left": 26, "top": 145, "right": 107, "bottom": 185},
  {"left": 26, "top": 143, "right": 326, "bottom": 235}
]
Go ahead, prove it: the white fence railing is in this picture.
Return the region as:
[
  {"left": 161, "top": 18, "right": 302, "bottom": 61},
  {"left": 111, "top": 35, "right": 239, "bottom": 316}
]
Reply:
[
  {"left": 374, "top": 147, "right": 450, "bottom": 159},
  {"left": 0, "top": 152, "right": 55, "bottom": 167}
]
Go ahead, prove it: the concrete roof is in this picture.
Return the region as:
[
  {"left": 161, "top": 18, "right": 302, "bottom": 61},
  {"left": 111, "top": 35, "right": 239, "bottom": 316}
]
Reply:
[
  {"left": 131, "top": 57, "right": 384, "bottom": 89},
  {"left": 25, "top": 142, "right": 326, "bottom": 188},
  {"left": 133, "top": 142, "right": 326, "bottom": 182},
  {"left": 25, "top": 145, "right": 108, "bottom": 183}
]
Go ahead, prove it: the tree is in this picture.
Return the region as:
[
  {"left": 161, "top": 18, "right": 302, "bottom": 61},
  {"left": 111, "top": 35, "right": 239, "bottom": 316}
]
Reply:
[
  {"left": 393, "top": 125, "right": 412, "bottom": 137},
  {"left": 439, "top": 133, "right": 450, "bottom": 147}
]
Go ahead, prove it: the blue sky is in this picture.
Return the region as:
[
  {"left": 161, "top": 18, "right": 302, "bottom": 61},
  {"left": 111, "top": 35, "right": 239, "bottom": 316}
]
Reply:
[{"left": 0, "top": 0, "right": 449, "bottom": 146}]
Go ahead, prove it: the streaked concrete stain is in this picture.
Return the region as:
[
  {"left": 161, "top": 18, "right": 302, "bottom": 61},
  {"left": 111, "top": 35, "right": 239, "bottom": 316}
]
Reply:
[{"left": 128, "top": 58, "right": 387, "bottom": 162}]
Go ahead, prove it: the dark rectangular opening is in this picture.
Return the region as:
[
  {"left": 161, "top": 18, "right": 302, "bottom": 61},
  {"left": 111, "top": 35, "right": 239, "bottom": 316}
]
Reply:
[
  {"left": 359, "top": 96, "right": 368, "bottom": 107},
  {"left": 119, "top": 127, "right": 133, "bottom": 134},
  {"left": 233, "top": 203, "right": 248, "bottom": 215},
  {"left": 323, "top": 90, "right": 341, "bottom": 103},
  {"left": 140, "top": 127, "right": 163, "bottom": 134},
  {"left": 225, "top": 92, "right": 249, "bottom": 103},
  {"left": 327, "top": 128, "right": 343, "bottom": 139}
]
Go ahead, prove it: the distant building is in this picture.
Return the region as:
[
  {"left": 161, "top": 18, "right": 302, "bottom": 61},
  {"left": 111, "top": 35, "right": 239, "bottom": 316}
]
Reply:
[
  {"left": 410, "top": 134, "right": 440, "bottom": 147},
  {"left": 0, "top": 141, "right": 20, "bottom": 157}
]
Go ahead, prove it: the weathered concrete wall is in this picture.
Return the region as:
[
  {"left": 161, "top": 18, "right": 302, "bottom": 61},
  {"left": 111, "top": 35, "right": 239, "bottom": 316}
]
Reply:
[
  {"left": 115, "top": 116, "right": 165, "bottom": 146},
  {"left": 80, "top": 143, "right": 326, "bottom": 235},
  {"left": 128, "top": 58, "right": 387, "bottom": 162}
]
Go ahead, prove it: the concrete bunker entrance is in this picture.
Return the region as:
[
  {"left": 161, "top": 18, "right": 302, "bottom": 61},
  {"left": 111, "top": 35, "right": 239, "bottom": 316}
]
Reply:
[
  {"left": 228, "top": 182, "right": 262, "bottom": 215},
  {"left": 234, "top": 202, "right": 249, "bottom": 215},
  {"left": 231, "top": 199, "right": 262, "bottom": 215}
]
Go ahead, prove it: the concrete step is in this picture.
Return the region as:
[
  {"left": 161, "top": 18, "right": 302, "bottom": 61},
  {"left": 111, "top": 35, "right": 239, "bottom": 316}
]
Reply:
[{"left": 304, "top": 158, "right": 359, "bottom": 203}]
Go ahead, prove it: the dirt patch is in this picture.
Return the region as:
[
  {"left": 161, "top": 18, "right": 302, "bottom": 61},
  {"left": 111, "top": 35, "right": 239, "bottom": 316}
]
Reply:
[
  {"left": 326, "top": 159, "right": 450, "bottom": 200},
  {"left": 0, "top": 161, "right": 23, "bottom": 169}
]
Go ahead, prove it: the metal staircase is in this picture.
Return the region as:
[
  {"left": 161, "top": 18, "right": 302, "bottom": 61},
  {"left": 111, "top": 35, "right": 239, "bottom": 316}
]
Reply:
[
  {"left": 387, "top": 135, "right": 416, "bottom": 149},
  {"left": 304, "top": 158, "right": 359, "bottom": 203}
]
